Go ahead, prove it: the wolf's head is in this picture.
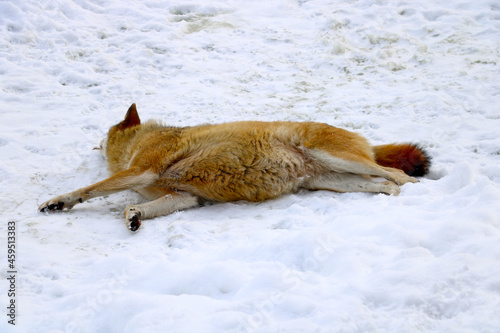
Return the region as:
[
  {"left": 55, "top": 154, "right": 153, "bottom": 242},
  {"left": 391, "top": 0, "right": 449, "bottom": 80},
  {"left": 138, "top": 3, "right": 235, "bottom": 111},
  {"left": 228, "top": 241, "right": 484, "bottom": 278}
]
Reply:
[{"left": 98, "top": 104, "right": 141, "bottom": 173}]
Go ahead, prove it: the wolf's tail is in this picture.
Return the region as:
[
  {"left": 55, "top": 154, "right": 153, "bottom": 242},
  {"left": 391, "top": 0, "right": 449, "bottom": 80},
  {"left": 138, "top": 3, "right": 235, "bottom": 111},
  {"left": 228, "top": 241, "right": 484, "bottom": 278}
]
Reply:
[{"left": 373, "top": 143, "right": 431, "bottom": 177}]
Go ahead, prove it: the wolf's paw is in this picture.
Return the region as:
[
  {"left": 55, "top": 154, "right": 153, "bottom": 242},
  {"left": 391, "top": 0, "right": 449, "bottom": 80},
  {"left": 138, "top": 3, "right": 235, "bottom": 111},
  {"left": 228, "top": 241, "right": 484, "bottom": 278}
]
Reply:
[
  {"left": 39, "top": 194, "right": 78, "bottom": 213},
  {"left": 406, "top": 176, "right": 419, "bottom": 184},
  {"left": 381, "top": 181, "right": 401, "bottom": 196},
  {"left": 125, "top": 206, "right": 142, "bottom": 232},
  {"left": 392, "top": 170, "right": 419, "bottom": 185}
]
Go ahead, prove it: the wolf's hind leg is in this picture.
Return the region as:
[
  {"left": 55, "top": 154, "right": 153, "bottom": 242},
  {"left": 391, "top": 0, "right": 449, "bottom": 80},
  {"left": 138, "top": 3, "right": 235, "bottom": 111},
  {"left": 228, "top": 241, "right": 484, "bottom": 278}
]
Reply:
[
  {"left": 125, "top": 191, "right": 200, "bottom": 231},
  {"left": 307, "top": 149, "right": 418, "bottom": 185},
  {"left": 302, "top": 173, "right": 400, "bottom": 196}
]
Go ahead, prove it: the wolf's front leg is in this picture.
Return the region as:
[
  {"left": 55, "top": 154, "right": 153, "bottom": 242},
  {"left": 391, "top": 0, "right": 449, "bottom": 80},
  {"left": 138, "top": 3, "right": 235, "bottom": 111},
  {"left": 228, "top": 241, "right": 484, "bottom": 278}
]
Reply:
[
  {"left": 39, "top": 191, "right": 83, "bottom": 212},
  {"left": 125, "top": 192, "right": 200, "bottom": 232},
  {"left": 39, "top": 168, "right": 158, "bottom": 213}
]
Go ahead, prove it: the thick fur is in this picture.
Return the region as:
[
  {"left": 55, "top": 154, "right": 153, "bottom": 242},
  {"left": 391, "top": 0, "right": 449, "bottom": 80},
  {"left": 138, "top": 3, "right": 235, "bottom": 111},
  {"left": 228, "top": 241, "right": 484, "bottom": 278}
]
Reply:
[{"left": 39, "top": 104, "right": 431, "bottom": 231}]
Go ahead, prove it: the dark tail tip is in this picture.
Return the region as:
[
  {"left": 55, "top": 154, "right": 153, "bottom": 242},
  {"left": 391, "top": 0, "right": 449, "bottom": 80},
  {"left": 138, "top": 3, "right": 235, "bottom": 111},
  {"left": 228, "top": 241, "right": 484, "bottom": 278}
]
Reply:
[
  {"left": 407, "top": 145, "right": 432, "bottom": 177},
  {"left": 374, "top": 143, "right": 432, "bottom": 177}
]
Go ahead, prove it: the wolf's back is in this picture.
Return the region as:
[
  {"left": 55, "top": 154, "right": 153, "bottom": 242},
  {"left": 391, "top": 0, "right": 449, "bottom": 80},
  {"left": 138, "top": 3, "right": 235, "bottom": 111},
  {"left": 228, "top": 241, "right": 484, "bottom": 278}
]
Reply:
[{"left": 373, "top": 143, "right": 431, "bottom": 177}]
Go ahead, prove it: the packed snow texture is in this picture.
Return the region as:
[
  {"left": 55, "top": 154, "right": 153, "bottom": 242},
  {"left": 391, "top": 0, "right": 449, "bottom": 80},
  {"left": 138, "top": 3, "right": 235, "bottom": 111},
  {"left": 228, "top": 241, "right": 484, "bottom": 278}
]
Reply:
[{"left": 1, "top": 0, "right": 500, "bottom": 332}]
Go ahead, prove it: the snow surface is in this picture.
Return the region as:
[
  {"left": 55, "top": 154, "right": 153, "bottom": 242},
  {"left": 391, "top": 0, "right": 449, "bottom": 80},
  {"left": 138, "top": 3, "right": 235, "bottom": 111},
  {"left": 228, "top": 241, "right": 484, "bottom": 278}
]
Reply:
[{"left": 1, "top": 0, "right": 500, "bottom": 332}]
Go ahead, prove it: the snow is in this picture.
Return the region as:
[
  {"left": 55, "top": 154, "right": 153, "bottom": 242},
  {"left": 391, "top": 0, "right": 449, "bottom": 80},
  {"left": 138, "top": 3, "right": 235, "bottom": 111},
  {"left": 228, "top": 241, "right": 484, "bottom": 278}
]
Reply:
[{"left": 1, "top": 0, "right": 500, "bottom": 332}]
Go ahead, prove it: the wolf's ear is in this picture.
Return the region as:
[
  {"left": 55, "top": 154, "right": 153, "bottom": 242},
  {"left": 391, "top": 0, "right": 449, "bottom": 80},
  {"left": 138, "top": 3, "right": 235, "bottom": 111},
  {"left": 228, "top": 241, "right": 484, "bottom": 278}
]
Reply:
[{"left": 118, "top": 103, "right": 141, "bottom": 129}]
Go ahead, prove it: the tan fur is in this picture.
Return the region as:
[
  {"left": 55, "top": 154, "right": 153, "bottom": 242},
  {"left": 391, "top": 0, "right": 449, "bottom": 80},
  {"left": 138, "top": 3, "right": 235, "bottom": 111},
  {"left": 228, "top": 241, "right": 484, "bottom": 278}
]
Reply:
[{"left": 39, "top": 104, "right": 424, "bottom": 231}]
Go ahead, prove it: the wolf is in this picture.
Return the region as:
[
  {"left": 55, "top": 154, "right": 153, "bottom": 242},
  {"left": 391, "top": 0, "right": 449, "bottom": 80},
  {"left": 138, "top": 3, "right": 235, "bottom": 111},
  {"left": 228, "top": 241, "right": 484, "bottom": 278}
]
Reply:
[{"left": 39, "top": 104, "right": 430, "bottom": 231}]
